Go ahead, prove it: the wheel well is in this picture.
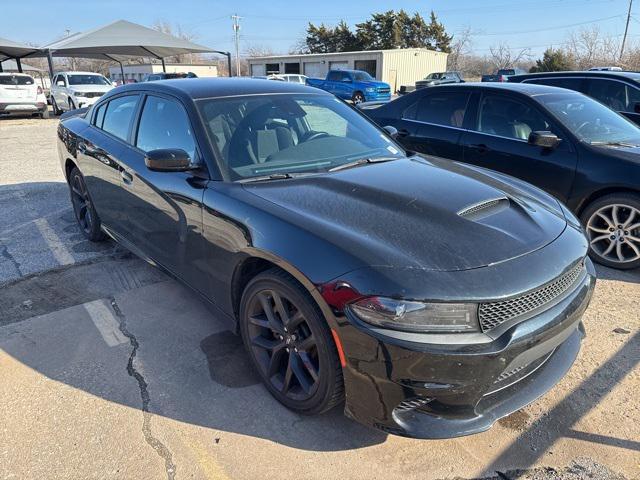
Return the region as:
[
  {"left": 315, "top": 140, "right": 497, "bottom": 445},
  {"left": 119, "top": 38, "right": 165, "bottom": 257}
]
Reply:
[
  {"left": 576, "top": 187, "right": 640, "bottom": 217},
  {"left": 64, "top": 158, "right": 77, "bottom": 180},
  {"left": 231, "top": 257, "right": 280, "bottom": 319}
]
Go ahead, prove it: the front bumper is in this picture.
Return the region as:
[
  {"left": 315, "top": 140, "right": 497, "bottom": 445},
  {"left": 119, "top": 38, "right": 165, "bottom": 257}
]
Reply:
[
  {"left": 0, "top": 102, "right": 46, "bottom": 114},
  {"left": 73, "top": 96, "right": 100, "bottom": 108},
  {"left": 364, "top": 91, "right": 391, "bottom": 102},
  {"left": 337, "top": 259, "right": 595, "bottom": 438}
]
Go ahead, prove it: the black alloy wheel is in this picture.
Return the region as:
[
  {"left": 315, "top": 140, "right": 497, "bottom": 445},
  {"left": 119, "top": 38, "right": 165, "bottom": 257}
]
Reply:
[
  {"left": 69, "top": 167, "right": 105, "bottom": 242},
  {"left": 239, "top": 269, "right": 344, "bottom": 414}
]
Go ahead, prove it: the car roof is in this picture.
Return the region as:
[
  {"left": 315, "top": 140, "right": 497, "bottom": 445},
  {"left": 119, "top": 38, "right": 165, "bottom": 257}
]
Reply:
[
  {"left": 510, "top": 70, "right": 640, "bottom": 83},
  {"left": 112, "top": 77, "right": 329, "bottom": 100},
  {"left": 58, "top": 71, "right": 105, "bottom": 75},
  {"left": 425, "top": 81, "right": 581, "bottom": 97}
]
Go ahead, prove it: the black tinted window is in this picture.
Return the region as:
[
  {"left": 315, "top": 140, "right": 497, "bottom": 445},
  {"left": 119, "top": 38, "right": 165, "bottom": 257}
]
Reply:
[
  {"left": 415, "top": 92, "right": 470, "bottom": 127},
  {"left": 136, "top": 96, "right": 196, "bottom": 159},
  {"left": 476, "top": 95, "right": 552, "bottom": 140},
  {"left": 94, "top": 103, "right": 106, "bottom": 128},
  {"left": 102, "top": 95, "right": 138, "bottom": 141},
  {"left": 584, "top": 78, "right": 639, "bottom": 113},
  {"left": 0, "top": 75, "right": 34, "bottom": 85},
  {"left": 525, "top": 77, "right": 583, "bottom": 91}
]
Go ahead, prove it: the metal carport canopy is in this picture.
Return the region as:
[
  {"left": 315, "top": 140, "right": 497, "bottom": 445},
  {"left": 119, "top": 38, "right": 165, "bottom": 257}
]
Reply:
[
  {"left": 0, "top": 37, "right": 39, "bottom": 72},
  {"left": 28, "top": 19, "right": 231, "bottom": 78}
]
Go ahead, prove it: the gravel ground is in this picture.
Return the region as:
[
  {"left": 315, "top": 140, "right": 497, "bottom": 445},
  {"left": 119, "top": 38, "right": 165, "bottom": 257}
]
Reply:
[{"left": 0, "top": 114, "right": 638, "bottom": 480}]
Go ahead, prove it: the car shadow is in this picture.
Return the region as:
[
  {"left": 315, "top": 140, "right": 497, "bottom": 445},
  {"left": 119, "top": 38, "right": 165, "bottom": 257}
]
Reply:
[
  {"left": 0, "top": 182, "right": 387, "bottom": 452},
  {"left": 594, "top": 263, "right": 640, "bottom": 284}
]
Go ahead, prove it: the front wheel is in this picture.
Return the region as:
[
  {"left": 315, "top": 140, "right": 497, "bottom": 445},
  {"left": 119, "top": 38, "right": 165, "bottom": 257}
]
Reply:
[
  {"left": 68, "top": 167, "right": 106, "bottom": 242},
  {"left": 581, "top": 193, "right": 640, "bottom": 269},
  {"left": 352, "top": 92, "right": 366, "bottom": 104},
  {"left": 239, "top": 269, "right": 344, "bottom": 415},
  {"left": 51, "top": 96, "right": 61, "bottom": 115}
]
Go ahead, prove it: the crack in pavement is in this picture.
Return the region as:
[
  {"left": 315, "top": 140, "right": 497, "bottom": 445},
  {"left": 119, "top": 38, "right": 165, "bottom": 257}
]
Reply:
[
  {"left": 110, "top": 297, "right": 177, "bottom": 480},
  {"left": 0, "top": 241, "right": 22, "bottom": 277}
]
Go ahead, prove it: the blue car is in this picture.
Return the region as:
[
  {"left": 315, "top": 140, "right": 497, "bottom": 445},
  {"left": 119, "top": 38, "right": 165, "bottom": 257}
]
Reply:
[{"left": 306, "top": 69, "right": 391, "bottom": 104}]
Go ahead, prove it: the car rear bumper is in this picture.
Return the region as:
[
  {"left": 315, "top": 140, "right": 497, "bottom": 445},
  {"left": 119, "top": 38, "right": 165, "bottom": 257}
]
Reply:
[
  {"left": 337, "top": 258, "right": 595, "bottom": 438},
  {"left": 0, "top": 101, "right": 46, "bottom": 114}
]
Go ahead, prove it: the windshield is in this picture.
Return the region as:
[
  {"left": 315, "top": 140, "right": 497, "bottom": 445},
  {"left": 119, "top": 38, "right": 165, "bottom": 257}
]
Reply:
[
  {"left": 498, "top": 69, "right": 516, "bottom": 76},
  {"left": 353, "top": 71, "right": 374, "bottom": 82},
  {"left": 537, "top": 92, "right": 640, "bottom": 145},
  {"left": 426, "top": 73, "right": 444, "bottom": 80},
  {"left": 197, "top": 93, "right": 404, "bottom": 180},
  {"left": 68, "top": 74, "right": 111, "bottom": 86}
]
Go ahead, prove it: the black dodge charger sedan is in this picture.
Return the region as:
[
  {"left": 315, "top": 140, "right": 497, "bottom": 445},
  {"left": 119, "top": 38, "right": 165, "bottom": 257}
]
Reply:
[
  {"left": 57, "top": 78, "right": 595, "bottom": 438},
  {"left": 362, "top": 82, "right": 640, "bottom": 269}
]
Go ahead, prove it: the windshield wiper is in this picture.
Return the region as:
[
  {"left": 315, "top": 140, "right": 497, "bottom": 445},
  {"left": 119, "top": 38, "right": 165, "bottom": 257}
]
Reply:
[
  {"left": 589, "top": 141, "right": 640, "bottom": 147},
  {"left": 329, "top": 156, "right": 399, "bottom": 172},
  {"left": 239, "top": 173, "right": 295, "bottom": 183}
]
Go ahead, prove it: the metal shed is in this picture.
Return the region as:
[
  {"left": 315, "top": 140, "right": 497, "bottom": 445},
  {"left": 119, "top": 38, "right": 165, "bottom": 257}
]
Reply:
[{"left": 248, "top": 48, "right": 448, "bottom": 93}]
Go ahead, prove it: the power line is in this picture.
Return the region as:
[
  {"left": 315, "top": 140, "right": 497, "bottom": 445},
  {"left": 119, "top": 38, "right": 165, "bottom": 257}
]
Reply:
[{"left": 473, "top": 14, "right": 625, "bottom": 36}]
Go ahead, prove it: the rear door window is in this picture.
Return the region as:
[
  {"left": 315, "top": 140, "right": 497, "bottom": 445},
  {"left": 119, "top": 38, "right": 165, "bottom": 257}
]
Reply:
[
  {"left": 102, "top": 95, "right": 139, "bottom": 141},
  {"left": 525, "top": 77, "right": 583, "bottom": 91},
  {"left": 415, "top": 92, "right": 470, "bottom": 128},
  {"left": 584, "top": 79, "right": 627, "bottom": 111}
]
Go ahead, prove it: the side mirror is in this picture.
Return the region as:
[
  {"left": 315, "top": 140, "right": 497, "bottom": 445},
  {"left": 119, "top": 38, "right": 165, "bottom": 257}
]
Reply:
[
  {"left": 528, "top": 131, "right": 561, "bottom": 149},
  {"left": 56, "top": 80, "right": 65, "bottom": 86},
  {"left": 112, "top": 81, "right": 118, "bottom": 87},
  {"left": 144, "top": 148, "right": 193, "bottom": 172},
  {"left": 383, "top": 125, "right": 399, "bottom": 139}
]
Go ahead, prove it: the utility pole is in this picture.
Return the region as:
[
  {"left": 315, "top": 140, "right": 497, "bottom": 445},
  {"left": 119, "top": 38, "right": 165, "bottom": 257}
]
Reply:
[
  {"left": 620, "top": 0, "right": 633, "bottom": 62},
  {"left": 231, "top": 14, "right": 242, "bottom": 76}
]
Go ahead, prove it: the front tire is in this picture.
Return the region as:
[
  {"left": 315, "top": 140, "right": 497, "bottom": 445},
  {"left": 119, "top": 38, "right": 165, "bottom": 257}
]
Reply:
[
  {"left": 239, "top": 268, "right": 344, "bottom": 415},
  {"left": 68, "top": 167, "right": 106, "bottom": 242},
  {"left": 581, "top": 193, "right": 640, "bottom": 270},
  {"left": 352, "top": 91, "right": 366, "bottom": 104},
  {"left": 51, "top": 96, "right": 61, "bottom": 115}
]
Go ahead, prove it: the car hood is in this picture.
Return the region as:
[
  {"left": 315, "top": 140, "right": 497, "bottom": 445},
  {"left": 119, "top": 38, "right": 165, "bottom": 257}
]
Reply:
[
  {"left": 360, "top": 80, "right": 390, "bottom": 89},
  {"left": 68, "top": 85, "right": 113, "bottom": 93},
  {"left": 243, "top": 156, "right": 567, "bottom": 272}
]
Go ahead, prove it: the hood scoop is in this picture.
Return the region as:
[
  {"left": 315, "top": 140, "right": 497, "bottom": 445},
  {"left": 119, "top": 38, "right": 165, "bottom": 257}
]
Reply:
[{"left": 458, "top": 197, "right": 509, "bottom": 220}]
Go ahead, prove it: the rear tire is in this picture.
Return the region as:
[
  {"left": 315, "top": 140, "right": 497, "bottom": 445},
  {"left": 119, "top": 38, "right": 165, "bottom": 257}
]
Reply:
[
  {"left": 581, "top": 193, "right": 640, "bottom": 270},
  {"left": 68, "top": 167, "right": 106, "bottom": 242},
  {"left": 239, "top": 268, "right": 344, "bottom": 415}
]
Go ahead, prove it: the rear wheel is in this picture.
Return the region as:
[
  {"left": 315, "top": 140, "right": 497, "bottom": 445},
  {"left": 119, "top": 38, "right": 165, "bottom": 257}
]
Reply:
[
  {"left": 68, "top": 167, "right": 106, "bottom": 242},
  {"left": 352, "top": 91, "right": 366, "bottom": 104},
  {"left": 239, "top": 269, "right": 344, "bottom": 415},
  {"left": 581, "top": 193, "right": 640, "bottom": 269}
]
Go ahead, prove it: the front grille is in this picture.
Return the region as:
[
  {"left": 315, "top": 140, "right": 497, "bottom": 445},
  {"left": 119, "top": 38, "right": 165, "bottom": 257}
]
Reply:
[
  {"left": 377, "top": 87, "right": 390, "bottom": 94},
  {"left": 479, "top": 262, "right": 584, "bottom": 332},
  {"left": 395, "top": 397, "right": 432, "bottom": 412},
  {"left": 82, "top": 92, "right": 103, "bottom": 98},
  {"left": 487, "top": 350, "right": 554, "bottom": 395}
]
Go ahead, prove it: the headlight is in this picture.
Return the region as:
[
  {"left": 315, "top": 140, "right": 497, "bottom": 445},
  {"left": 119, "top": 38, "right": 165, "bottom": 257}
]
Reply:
[
  {"left": 365, "top": 87, "right": 375, "bottom": 92},
  {"left": 349, "top": 297, "right": 479, "bottom": 333}
]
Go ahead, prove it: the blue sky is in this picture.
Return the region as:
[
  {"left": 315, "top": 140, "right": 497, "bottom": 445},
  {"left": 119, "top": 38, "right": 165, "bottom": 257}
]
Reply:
[{"left": 2, "top": 0, "right": 637, "bottom": 57}]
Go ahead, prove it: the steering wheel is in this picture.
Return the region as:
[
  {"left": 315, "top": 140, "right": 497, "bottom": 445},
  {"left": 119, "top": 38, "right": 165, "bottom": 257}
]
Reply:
[
  {"left": 575, "top": 121, "right": 592, "bottom": 135},
  {"left": 303, "top": 131, "right": 330, "bottom": 142}
]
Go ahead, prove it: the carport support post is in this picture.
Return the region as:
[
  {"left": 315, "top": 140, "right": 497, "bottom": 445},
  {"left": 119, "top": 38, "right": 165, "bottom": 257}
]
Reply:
[
  {"left": 16, "top": 57, "right": 22, "bottom": 73},
  {"left": 46, "top": 50, "right": 55, "bottom": 80},
  {"left": 0, "top": 61, "right": 3, "bottom": 73},
  {"left": 119, "top": 61, "right": 125, "bottom": 82},
  {"left": 161, "top": 58, "right": 166, "bottom": 72},
  {"left": 226, "top": 52, "right": 232, "bottom": 77}
]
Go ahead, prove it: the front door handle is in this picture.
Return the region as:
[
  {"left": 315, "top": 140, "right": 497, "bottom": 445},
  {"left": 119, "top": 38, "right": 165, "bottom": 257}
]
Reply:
[
  {"left": 397, "top": 128, "right": 410, "bottom": 138},
  {"left": 470, "top": 143, "right": 490, "bottom": 154},
  {"left": 121, "top": 170, "right": 133, "bottom": 184}
]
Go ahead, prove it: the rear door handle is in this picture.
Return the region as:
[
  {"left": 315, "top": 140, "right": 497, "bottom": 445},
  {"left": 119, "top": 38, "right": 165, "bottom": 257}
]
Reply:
[{"left": 121, "top": 170, "right": 133, "bottom": 184}]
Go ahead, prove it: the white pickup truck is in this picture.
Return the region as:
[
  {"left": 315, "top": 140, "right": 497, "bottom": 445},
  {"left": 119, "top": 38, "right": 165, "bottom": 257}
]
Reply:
[
  {"left": 0, "top": 73, "right": 49, "bottom": 118},
  {"left": 50, "top": 71, "right": 114, "bottom": 114}
]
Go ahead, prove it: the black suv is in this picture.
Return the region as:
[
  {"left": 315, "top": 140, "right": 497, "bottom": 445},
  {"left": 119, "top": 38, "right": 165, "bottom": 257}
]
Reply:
[{"left": 510, "top": 71, "right": 640, "bottom": 125}]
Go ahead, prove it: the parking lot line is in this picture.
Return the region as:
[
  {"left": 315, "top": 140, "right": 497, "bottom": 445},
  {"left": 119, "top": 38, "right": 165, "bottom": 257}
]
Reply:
[
  {"left": 83, "top": 299, "right": 128, "bottom": 347},
  {"left": 33, "top": 217, "right": 74, "bottom": 266}
]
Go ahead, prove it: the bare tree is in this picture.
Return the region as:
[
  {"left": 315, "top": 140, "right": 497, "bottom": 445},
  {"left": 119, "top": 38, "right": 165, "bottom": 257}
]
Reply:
[
  {"left": 151, "top": 20, "right": 203, "bottom": 63},
  {"left": 488, "top": 42, "right": 531, "bottom": 70},
  {"left": 447, "top": 27, "right": 474, "bottom": 72},
  {"left": 244, "top": 44, "right": 277, "bottom": 58},
  {"left": 566, "top": 26, "right": 619, "bottom": 69}
]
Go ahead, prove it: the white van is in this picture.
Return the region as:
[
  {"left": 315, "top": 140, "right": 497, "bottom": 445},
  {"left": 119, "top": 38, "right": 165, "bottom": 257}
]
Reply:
[{"left": 0, "top": 73, "right": 49, "bottom": 118}]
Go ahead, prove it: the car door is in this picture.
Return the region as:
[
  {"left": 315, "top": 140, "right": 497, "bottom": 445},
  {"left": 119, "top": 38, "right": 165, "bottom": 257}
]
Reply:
[
  {"left": 118, "top": 93, "right": 208, "bottom": 290},
  {"left": 392, "top": 89, "right": 470, "bottom": 159},
  {"left": 583, "top": 77, "right": 640, "bottom": 125},
  {"left": 78, "top": 94, "right": 141, "bottom": 236},
  {"left": 460, "top": 92, "right": 577, "bottom": 202}
]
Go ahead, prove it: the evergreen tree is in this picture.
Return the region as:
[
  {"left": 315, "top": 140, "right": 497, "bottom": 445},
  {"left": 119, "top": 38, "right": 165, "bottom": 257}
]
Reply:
[{"left": 530, "top": 48, "right": 575, "bottom": 72}]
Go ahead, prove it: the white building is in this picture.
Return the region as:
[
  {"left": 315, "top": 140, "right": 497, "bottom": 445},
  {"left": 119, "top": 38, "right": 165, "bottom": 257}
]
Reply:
[
  {"left": 108, "top": 63, "right": 218, "bottom": 83},
  {"left": 248, "top": 48, "right": 448, "bottom": 93}
]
